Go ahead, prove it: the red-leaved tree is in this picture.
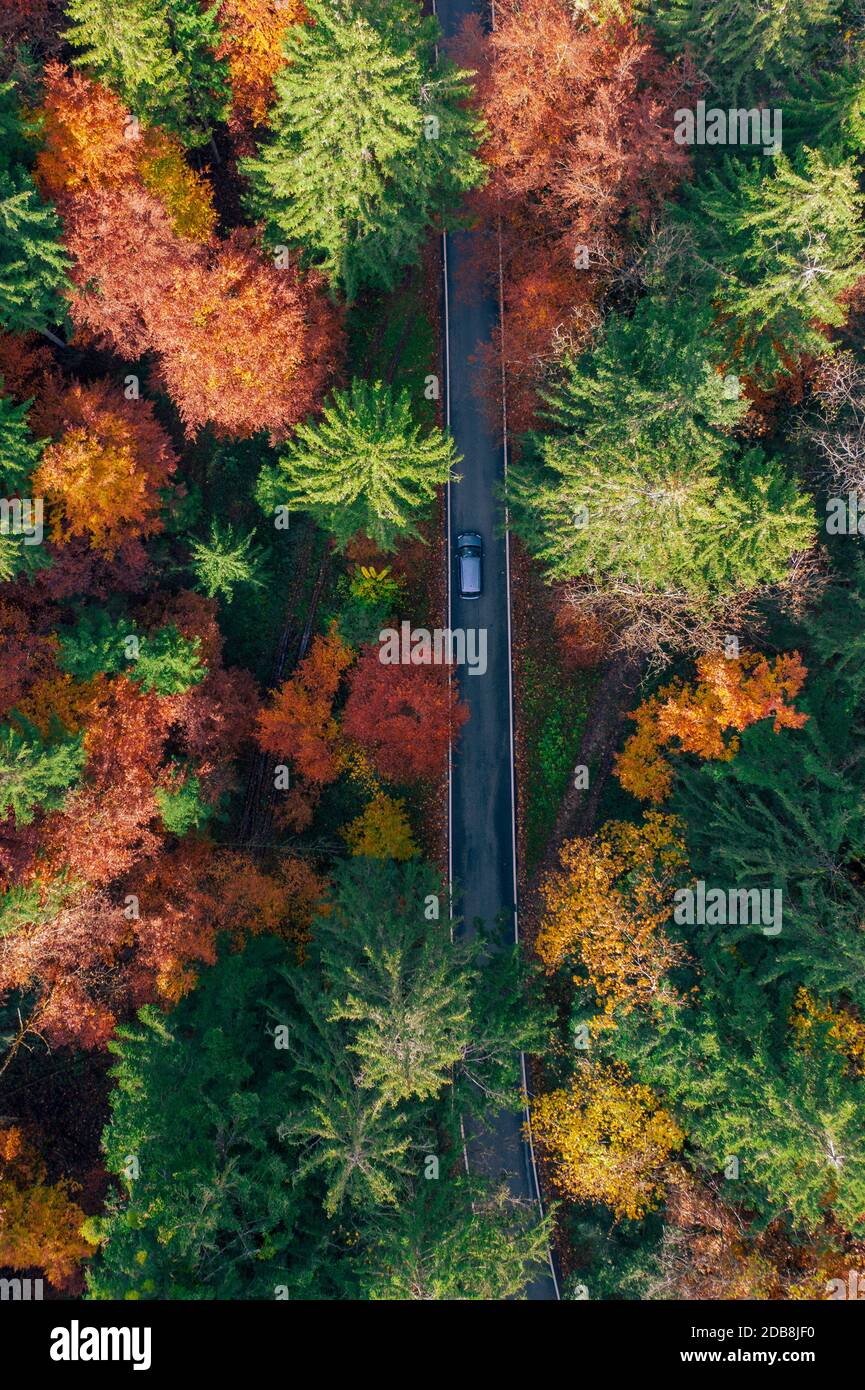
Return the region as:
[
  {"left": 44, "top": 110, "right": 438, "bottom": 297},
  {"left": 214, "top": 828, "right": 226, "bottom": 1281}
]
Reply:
[{"left": 342, "top": 648, "right": 469, "bottom": 784}]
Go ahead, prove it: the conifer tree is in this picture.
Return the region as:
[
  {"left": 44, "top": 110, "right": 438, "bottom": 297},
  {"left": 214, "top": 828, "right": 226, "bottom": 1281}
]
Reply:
[
  {"left": 0, "top": 722, "right": 86, "bottom": 826},
  {"left": 610, "top": 981, "right": 865, "bottom": 1236},
  {"left": 86, "top": 941, "right": 322, "bottom": 1300},
  {"left": 639, "top": 0, "right": 842, "bottom": 101},
  {"left": 188, "top": 520, "right": 265, "bottom": 602},
  {"left": 672, "top": 150, "right": 864, "bottom": 379},
  {"left": 508, "top": 299, "right": 815, "bottom": 593},
  {"left": 64, "top": 0, "right": 230, "bottom": 145},
  {"left": 0, "top": 388, "right": 43, "bottom": 493},
  {"left": 241, "top": 0, "right": 485, "bottom": 298},
  {"left": 359, "top": 1177, "right": 553, "bottom": 1300},
  {"left": 785, "top": 60, "right": 865, "bottom": 154},
  {"left": 0, "top": 83, "right": 69, "bottom": 334},
  {"left": 259, "top": 380, "right": 459, "bottom": 550}
]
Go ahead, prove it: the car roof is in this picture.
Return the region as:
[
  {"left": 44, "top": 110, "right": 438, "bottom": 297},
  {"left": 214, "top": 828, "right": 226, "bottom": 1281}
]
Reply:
[{"left": 460, "top": 553, "right": 481, "bottom": 592}]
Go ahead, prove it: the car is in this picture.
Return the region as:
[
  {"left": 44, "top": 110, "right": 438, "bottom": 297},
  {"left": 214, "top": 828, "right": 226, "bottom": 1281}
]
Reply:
[{"left": 456, "top": 531, "right": 483, "bottom": 599}]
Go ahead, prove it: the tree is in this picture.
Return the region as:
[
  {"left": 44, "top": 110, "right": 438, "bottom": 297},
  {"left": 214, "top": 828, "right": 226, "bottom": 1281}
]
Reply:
[
  {"left": 85, "top": 940, "right": 317, "bottom": 1300},
  {"left": 280, "top": 1020, "right": 414, "bottom": 1218},
  {"left": 0, "top": 720, "right": 85, "bottom": 826},
  {"left": 0, "top": 83, "right": 69, "bottom": 335},
  {"left": 63, "top": 182, "right": 199, "bottom": 356},
  {"left": 639, "top": 0, "right": 842, "bottom": 102},
  {"left": 343, "top": 792, "right": 418, "bottom": 860},
  {"left": 306, "top": 859, "right": 546, "bottom": 1114},
  {"left": 34, "top": 64, "right": 139, "bottom": 207},
  {"left": 150, "top": 230, "right": 342, "bottom": 441},
  {"left": 611, "top": 981, "right": 865, "bottom": 1236},
  {"left": 188, "top": 520, "right": 264, "bottom": 602},
  {"left": 785, "top": 59, "right": 865, "bottom": 156},
  {"left": 671, "top": 150, "right": 864, "bottom": 380},
  {"left": 132, "top": 625, "right": 206, "bottom": 696},
  {"left": 137, "top": 127, "right": 217, "bottom": 241},
  {"left": 615, "top": 650, "right": 809, "bottom": 804},
  {"left": 508, "top": 298, "right": 816, "bottom": 592},
  {"left": 343, "top": 647, "right": 468, "bottom": 784},
  {"left": 216, "top": 0, "right": 308, "bottom": 132},
  {"left": 0, "top": 385, "right": 44, "bottom": 492},
  {"left": 242, "top": 0, "right": 485, "bottom": 299},
  {"left": 0, "top": 1126, "right": 94, "bottom": 1288},
  {"left": 359, "top": 1177, "right": 553, "bottom": 1300},
  {"left": 666, "top": 563, "right": 865, "bottom": 1011},
  {"left": 64, "top": 0, "right": 230, "bottom": 145},
  {"left": 256, "top": 627, "right": 353, "bottom": 785},
  {"left": 536, "top": 814, "right": 688, "bottom": 1022},
  {"left": 259, "top": 380, "right": 458, "bottom": 551},
  {"left": 33, "top": 380, "right": 176, "bottom": 554},
  {"left": 283, "top": 858, "right": 545, "bottom": 1214},
  {"left": 462, "top": 0, "right": 692, "bottom": 424},
  {"left": 531, "top": 1061, "right": 684, "bottom": 1220}
]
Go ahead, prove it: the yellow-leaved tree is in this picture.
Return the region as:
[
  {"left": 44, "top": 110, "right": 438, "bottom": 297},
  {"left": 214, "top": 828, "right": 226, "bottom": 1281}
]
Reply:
[
  {"left": 530, "top": 1061, "right": 685, "bottom": 1220},
  {"left": 535, "top": 812, "right": 688, "bottom": 1024}
]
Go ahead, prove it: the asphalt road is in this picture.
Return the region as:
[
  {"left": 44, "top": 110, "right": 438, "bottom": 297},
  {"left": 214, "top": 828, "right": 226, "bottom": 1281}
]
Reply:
[{"left": 437, "top": 0, "right": 559, "bottom": 1301}]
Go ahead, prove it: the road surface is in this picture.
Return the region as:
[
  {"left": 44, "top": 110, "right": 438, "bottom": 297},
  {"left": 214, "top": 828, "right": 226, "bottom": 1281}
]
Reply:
[{"left": 437, "top": 0, "right": 560, "bottom": 1301}]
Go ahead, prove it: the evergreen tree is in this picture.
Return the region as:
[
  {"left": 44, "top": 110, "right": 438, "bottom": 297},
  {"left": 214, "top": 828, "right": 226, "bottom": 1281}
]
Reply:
[
  {"left": 0, "top": 388, "right": 43, "bottom": 495},
  {"left": 259, "top": 380, "right": 459, "bottom": 551},
  {"left": 785, "top": 60, "right": 865, "bottom": 155},
  {"left": 281, "top": 858, "right": 547, "bottom": 1213},
  {"left": 609, "top": 980, "right": 865, "bottom": 1236},
  {"left": 672, "top": 558, "right": 865, "bottom": 1008},
  {"left": 58, "top": 610, "right": 207, "bottom": 694},
  {"left": 64, "top": 0, "right": 230, "bottom": 146},
  {"left": 133, "top": 625, "right": 206, "bottom": 695},
  {"left": 241, "top": 0, "right": 485, "bottom": 298},
  {"left": 86, "top": 939, "right": 337, "bottom": 1300},
  {"left": 672, "top": 150, "right": 864, "bottom": 379},
  {"left": 509, "top": 299, "right": 815, "bottom": 592},
  {"left": 359, "top": 1177, "right": 553, "bottom": 1300},
  {"left": 0, "top": 83, "right": 69, "bottom": 334},
  {"left": 0, "top": 722, "right": 86, "bottom": 826},
  {"left": 639, "top": 0, "right": 842, "bottom": 101},
  {"left": 155, "top": 767, "right": 213, "bottom": 835},
  {"left": 189, "top": 520, "right": 265, "bottom": 603},
  {"left": 279, "top": 1011, "right": 417, "bottom": 1219}
]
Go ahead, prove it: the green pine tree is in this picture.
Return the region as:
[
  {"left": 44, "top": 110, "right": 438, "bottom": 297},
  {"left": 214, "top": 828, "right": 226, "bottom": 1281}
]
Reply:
[
  {"left": 133, "top": 625, "right": 206, "bottom": 695},
  {"left": 673, "top": 557, "right": 865, "bottom": 1009},
  {"left": 0, "top": 83, "right": 69, "bottom": 335},
  {"left": 0, "top": 387, "right": 43, "bottom": 494},
  {"left": 241, "top": 0, "right": 485, "bottom": 298},
  {"left": 359, "top": 1177, "right": 553, "bottom": 1300},
  {"left": 638, "top": 0, "right": 842, "bottom": 101},
  {"left": 609, "top": 981, "right": 865, "bottom": 1236},
  {"left": 785, "top": 60, "right": 865, "bottom": 154},
  {"left": 508, "top": 299, "right": 815, "bottom": 593},
  {"left": 188, "top": 520, "right": 265, "bottom": 603},
  {"left": 259, "top": 380, "right": 459, "bottom": 551},
  {"left": 0, "top": 721, "right": 86, "bottom": 827},
  {"left": 86, "top": 939, "right": 334, "bottom": 1300},
  {"left": 671, "top": 149, "right": 864, "bottom": 379},
  {"left": 64, "top": 0, "right": 230, "bottom": 146},
  {"left": 155, "top": 766, "right": 214, "bottom": 835}
]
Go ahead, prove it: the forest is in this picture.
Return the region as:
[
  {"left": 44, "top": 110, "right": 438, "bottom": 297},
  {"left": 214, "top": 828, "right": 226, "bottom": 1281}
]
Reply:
[{"left": 1, "top": 0, "right": 865, "bottom": 1306}]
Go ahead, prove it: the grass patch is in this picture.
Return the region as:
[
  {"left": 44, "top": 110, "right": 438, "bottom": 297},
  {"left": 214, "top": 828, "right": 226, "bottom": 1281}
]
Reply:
[{"left": 522, "top": 654, "right": 595, "bottom": 870}]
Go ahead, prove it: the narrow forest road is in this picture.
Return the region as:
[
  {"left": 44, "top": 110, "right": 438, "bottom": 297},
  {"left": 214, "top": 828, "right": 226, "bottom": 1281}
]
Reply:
[{"left": 436, "top": 0, "right": 560, "bottom": 1300}]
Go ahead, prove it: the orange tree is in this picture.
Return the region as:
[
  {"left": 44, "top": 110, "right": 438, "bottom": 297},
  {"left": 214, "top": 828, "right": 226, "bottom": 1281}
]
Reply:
[{"left": 615, "top": 650, "right": 808, "bottom": 804}]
